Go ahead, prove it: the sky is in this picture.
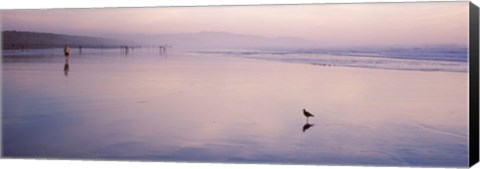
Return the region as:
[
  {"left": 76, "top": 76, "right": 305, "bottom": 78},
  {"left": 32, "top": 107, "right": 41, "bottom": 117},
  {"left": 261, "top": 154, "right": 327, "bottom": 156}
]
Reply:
[{"left": 1, "top": 1, "right": 469, "bottom": 47}]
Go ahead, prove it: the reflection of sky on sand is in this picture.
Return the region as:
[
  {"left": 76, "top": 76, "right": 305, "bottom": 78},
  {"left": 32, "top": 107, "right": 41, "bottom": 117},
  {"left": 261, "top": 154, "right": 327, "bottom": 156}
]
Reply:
[{"left": 2, "top": 49, "right": 468, "bottom": 166}]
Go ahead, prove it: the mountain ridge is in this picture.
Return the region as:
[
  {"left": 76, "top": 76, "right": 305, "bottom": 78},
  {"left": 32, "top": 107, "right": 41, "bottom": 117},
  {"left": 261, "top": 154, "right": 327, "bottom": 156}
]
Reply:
[
  {"left": 2, "top": 30, "right": 135, "bottom": 49},
  {"left": 99, "top": 31, "right": 318, "bottom": 50}
]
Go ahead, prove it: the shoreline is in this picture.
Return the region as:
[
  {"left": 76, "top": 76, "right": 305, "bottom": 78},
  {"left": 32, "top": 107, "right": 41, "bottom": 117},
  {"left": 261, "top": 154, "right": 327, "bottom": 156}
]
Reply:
[
  {"left": 2, "top": 47, "right": 469, "bottom": 74},
  {"left": 186, "top": 51, "right": 469, "bottom": 74}
]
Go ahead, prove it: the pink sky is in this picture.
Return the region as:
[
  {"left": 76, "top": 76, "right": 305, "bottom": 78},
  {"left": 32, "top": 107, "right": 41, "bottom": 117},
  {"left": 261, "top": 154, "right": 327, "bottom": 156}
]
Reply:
[{"left": 1, "top": 1, "right": 469, "bottom": 47}]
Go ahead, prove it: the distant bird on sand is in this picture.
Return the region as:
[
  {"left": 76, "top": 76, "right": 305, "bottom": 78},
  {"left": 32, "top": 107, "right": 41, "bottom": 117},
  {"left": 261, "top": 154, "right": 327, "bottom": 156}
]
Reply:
[{"left": 303, "top": 109, "right": 314, "bottom": 119}]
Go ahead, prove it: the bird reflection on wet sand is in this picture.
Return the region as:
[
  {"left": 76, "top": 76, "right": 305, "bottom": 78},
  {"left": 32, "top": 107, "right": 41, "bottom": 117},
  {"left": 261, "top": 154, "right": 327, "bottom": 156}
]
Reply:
[
  {"left": 302, "top": 123, "right": 314, "bottom": 133},
  {"left": 302, "top": 108, "right": 315, "bottom": 132}
]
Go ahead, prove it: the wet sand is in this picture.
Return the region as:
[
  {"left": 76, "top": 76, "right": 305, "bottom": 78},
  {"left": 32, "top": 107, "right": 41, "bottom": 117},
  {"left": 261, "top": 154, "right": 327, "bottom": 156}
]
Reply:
[{"left": 2, "top": 49, "right": 469, "bottom": 166}]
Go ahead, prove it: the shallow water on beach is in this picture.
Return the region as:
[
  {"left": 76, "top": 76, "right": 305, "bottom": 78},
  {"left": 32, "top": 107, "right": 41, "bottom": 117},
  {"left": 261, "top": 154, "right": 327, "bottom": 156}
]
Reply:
[{"left": 2, "top": 48, "right": 469, "bottom": 167}]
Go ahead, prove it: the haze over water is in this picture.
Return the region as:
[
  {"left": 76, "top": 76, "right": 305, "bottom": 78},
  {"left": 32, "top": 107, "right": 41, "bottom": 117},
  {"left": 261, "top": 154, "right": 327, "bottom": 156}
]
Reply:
[{"left": 2, "top": 2, "right": 468, "bottom": 47}]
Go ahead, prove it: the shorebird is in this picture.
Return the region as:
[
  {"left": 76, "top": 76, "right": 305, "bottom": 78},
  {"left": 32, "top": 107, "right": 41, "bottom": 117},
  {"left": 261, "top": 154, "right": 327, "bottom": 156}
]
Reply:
[{"left": 303, "top": 109, "right": 314, "bottom": 121}]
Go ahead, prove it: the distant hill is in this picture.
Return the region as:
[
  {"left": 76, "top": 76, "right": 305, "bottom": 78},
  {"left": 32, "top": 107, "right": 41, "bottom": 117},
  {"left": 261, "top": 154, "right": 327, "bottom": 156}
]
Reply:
[
  {"left": 2, "top": 30, "right": 317, "bottom": 50},
  {"left": 2, "top": 31, "right": 135, "bottom": 49},
  {"left": 107, "top": 31, "right": 318, "bottom": 50}
]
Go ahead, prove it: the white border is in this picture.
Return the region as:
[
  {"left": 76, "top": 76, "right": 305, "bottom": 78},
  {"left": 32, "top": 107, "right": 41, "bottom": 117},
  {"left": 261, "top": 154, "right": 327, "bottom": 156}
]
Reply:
[
  {"left": 0, "top": 0, "right": 472, "bottom": 9},
  {"left": 0, "top": 0, "right": 479, "bottom": 169}
]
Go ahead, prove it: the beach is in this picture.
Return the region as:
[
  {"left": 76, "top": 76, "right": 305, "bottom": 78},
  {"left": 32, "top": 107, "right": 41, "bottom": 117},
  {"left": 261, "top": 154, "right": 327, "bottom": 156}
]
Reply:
[{"left": 2, "top": 49, "right": 468, "bottom": 166}]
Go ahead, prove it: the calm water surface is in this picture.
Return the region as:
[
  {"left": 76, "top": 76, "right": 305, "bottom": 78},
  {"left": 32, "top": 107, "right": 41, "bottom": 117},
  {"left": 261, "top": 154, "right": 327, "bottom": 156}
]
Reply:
[{"left": 2, "top": 48, "right": 468, "bottom": 167}]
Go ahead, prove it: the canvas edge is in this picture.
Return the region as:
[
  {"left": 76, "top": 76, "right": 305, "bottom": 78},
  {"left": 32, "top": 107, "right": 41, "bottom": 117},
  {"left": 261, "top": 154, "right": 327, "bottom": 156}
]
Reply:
[
  {"left": 0, "top": 11, "right": 4, "bottom": 159},
  {"left": 470, "top": 1, "right": 480, "bottom": 167}
]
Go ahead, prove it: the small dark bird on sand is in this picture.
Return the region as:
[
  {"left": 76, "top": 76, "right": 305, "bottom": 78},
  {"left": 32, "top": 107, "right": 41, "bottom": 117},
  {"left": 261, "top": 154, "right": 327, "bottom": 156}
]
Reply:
[{"left": 303, "top": 109, "right": 314, "bottom": 118}]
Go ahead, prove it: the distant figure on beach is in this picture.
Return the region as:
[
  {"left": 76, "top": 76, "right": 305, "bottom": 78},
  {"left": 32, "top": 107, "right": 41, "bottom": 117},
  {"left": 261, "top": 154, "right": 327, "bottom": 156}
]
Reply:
[
  {"left": 64, "top": 45, "right": 70, "bottom": 57},
  {"left": 124, "top": 46, "right": 129, "bottom": 55},
  {"left": 159, "top": 45, "right": 166, "bottom": 54},
  {"left": 303, "top": 108, "right": 314, "bottom": 122},
  {"left": 159, "top": 44, "right": 171, "bottom": 55},
  {"left": 79, "top": 45, "right": 82, "bottom": 54}
]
